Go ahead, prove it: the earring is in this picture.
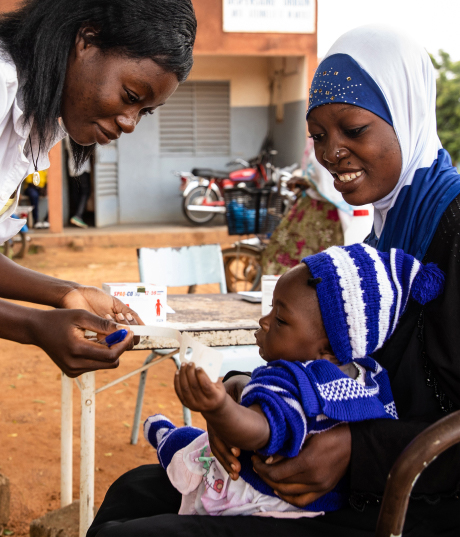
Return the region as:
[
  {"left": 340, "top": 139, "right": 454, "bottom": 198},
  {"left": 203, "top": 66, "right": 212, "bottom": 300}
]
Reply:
[{"left": 336, "top": 150, "right": 340, "bottom": 159}]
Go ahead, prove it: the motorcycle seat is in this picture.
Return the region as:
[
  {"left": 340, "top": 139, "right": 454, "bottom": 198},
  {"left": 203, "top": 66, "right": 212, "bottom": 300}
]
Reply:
[{"left": 192, "top": 168, "right": 229, "bottom": 179}]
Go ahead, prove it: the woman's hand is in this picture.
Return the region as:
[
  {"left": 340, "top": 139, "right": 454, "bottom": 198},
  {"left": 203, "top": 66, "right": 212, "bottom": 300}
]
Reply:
[
  {"left": 208, "top": 422, "right": 241, "bottom": 480},
  {"left": 0, "top": 262, "right": 142, "bottom": 377},
  {"left": 59, "top": 286, "right": 143, "bottom": 346},
  {"left": 30, "top": 308, "right": 135, "bottom": 378},
  {"left": 174, "top": 362, "right": 227, "bottom": 413},
  {"left": 252, "top": 424, "right": 351, "bottom": 507},
  {"left": 59, "top": 286, "right": 143, "bottom": 328}
]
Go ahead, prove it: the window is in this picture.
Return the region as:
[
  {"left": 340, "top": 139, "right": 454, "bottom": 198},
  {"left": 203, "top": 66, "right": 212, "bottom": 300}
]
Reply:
[{"left": 159, "top": 81, "right": 231, "bottom": 157}]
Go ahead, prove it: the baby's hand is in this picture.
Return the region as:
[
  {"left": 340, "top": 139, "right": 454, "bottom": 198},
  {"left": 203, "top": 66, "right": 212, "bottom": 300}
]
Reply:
[{"left": 174, "top": 362, "right": 227, "bottom": 413}]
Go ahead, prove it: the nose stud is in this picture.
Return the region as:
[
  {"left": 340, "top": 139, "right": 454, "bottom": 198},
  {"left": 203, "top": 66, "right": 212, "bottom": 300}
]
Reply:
[{"left": 323, "top": 149, "right": 345, "bottom": 163}]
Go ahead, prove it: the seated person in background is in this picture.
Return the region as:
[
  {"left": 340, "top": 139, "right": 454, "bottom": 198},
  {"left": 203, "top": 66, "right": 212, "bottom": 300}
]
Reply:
[
  {"left": 65, "top": 136, "right": 91, "bottom": 229},
  {"left": 145, "top": 243, "right": 444, "bottom": 517},
  {"left": 23, "top": 169, "right": 49, "bottom": 229},
  {"left": 261, "top": 138, "right": 352, "bottom": 276}
]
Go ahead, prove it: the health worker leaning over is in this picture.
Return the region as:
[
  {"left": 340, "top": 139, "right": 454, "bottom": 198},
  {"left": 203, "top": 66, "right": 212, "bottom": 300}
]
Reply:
[
  {"left": 87, "top": 26, "right": 460, "bottom": 537},
  {"left": 0, "top": 0, "right": 196, "bottom": 376}
]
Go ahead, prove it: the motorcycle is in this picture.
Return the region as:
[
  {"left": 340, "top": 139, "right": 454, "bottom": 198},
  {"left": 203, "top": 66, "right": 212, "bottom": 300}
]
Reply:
[{"left": 178, "top": 149, "right": 277, "bottom": 225}]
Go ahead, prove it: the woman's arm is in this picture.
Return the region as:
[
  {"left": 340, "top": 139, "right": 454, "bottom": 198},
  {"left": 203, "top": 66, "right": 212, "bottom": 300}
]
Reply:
[
  {"left": 174, "top": 362, "right": 270, "bottom": 451},
  {"left": 251, "top": 418, "right": 460, "bottom": 508},
  {"left": 0, "top": 297, "right": 135, "bottom": 377},
  {"left": 251, "top": 423, "right": 351, "bottom": 507},
  {"left": 0, "top": 253, "right": 79, "bottom": 306},
  {"left": 0, "top": 253, "right": 143, "bottom": 325},
  {"left": 0, "top": 253, "right": 147, "bottom": 375},
  {"left": 350, "top": 418, "right": 460, "bottom": 496}
]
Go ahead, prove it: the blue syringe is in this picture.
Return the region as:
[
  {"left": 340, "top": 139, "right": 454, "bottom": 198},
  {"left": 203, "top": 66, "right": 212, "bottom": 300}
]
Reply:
[{"left": 97, "top": 329, "right": 128, "bottom": 347}]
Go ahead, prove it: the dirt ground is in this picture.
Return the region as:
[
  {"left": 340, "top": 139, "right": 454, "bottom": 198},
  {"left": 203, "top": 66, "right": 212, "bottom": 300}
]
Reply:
[{"left": 0, "top": 245, "right": 214, "bottom": 536}]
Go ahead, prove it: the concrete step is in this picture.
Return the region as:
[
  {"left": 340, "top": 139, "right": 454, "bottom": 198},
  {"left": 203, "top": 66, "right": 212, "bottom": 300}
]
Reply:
[
  {"left": 30, "top": 501, "right": 98, "bottom": 537},
  {"left": 29, "top": 224, "right": 237, "bottom": 249},
  {"left": 30, "top": 501, "right": 79, "bottom": 537}
]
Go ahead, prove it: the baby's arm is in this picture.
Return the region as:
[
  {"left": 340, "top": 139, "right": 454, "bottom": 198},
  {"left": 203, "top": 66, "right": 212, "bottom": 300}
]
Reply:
[{"left": 174, "top": 362, "right": 270, "bottom": 451}]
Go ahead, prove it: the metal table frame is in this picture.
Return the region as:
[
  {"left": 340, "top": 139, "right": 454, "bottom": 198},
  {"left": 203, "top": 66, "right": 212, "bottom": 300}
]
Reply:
[
  {"left": 60, "top": 349, "right": 178, "bottom": 536},
  {"left": 59, "top": 294, "right": 261, "bottom": 537}
]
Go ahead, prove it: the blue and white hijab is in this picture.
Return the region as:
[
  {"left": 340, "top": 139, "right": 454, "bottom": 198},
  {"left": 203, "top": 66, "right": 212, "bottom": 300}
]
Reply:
[{"left": 307, "top": 25, "right": 460, "bottom": 261}]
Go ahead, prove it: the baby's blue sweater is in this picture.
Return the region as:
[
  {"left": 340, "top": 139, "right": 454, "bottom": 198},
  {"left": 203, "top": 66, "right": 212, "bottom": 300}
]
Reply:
[{"left": 145, "top": 357, "right": 397, "bottom": 513}]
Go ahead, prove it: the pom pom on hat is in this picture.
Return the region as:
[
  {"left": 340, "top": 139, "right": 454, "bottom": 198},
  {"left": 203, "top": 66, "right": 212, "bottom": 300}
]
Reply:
[
  {"left": 410, "top": 263, "right": 445, "bottom": 305},
  {"left": 302, "top": 244, "right": 445, "bottom": 364}
]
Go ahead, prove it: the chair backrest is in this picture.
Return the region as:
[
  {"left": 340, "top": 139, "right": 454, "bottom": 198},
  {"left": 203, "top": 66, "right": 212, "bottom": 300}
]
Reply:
[{"left": 137, "top": 244, "right": 227, "bottom": 294}]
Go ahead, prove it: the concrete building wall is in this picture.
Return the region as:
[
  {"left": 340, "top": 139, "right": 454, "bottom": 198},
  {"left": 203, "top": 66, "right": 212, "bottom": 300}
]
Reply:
[
  {"left": 0, "top": 0, "right": 317, "bottom": 229},
  {"left": 190, "top": 55, "right": 272, "bottom": 159},
  {"left": 189, "top": 56, "right": 271, "bottom": 107},
  {"left": 271, "top": 100, "right": 307, "bottom": 167},
  {"left": 187, "top": 54, "right": 308, "bottom": 165},
  {"left": 117, "top": 55, "right": 273, "bottom": 225},
  {"left": 267, "top": 56, "right": 308, "bottom": 166},
  {"left": 115, "top": 55, "right": 308, "bottom": 225}
]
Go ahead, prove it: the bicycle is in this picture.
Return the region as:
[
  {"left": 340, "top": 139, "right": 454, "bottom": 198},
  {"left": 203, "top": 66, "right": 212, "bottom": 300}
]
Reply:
[
  {"left": 222, "top": 237, "right": 266, "bottom": 293},
  {"left": 221, "top": 165, "right": 299, "bottom": 292}
]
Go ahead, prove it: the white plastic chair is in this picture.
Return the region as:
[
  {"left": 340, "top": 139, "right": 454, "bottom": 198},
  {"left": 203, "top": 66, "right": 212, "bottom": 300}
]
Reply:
[
  {"left": 131, "top": 244, "right": 264, "bottom": 443},
  {"left": 138, "top": 244, "right": 228, "bottom": 294}
]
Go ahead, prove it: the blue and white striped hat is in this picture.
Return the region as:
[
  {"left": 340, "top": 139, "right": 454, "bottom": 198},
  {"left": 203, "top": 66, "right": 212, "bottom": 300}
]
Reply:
[{"left": 302, "top": 244, "right": 445, "bottom": 364}]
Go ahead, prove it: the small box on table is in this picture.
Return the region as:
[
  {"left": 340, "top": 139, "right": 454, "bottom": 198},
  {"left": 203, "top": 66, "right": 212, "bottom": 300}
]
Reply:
[
  {"left": 102, "top": 283, "right": 167, "bottom": 324},
  {"left": 261, "top": 275, "right": 281, "bottom": 316}
]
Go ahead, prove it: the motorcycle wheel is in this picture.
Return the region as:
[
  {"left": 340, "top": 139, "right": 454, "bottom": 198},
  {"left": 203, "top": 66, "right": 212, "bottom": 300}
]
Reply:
[
  {"left": 183, "top": 186, "right": 220, "bottom": 225},
  {"left": 222, "top": 246, "right": 263, "bottom": 293}
]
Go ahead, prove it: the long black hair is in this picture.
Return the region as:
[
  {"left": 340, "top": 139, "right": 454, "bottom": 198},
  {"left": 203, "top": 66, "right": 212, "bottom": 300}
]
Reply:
[{"left": 0, "top": 0, "right": 197, "bottom": 167}]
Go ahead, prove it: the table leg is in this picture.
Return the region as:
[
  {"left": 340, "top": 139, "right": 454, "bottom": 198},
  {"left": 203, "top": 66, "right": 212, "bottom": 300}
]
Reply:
[
  {"left": 80, "top": 372, "right": 95, "bottom": 537},
  {"left": 61, "top": 373, "right": 73, "bottom": 507},
  {"left": 183, "top": 405, "right": 192, "bottom": 427}
]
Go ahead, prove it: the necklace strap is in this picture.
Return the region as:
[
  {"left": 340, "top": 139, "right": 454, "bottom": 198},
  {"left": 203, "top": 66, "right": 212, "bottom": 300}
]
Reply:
[{"left": 28, "top": 134, "right": 40, "bottom": 172}]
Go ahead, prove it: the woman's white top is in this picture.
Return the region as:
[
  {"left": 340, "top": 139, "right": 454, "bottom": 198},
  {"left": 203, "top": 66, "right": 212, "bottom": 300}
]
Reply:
[{"left": 0, "top": 51, "right": 66, "bottom": 243}]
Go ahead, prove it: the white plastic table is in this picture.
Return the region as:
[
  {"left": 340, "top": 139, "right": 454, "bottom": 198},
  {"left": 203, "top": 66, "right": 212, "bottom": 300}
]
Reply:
[{"left": 60, "top": 294, "right": 261, "bottom": 537}]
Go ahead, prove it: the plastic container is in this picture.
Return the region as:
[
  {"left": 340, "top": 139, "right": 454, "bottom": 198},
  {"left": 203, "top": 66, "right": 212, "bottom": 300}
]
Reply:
[
  {"left": 224, "top": 187, "right": 284, "bottom": 236},
  {"left": 261, "top": 275, "right": 281, "bottom": 316},
  {"left": 344, "top": 205, "right": 374, "bottom": 245}
]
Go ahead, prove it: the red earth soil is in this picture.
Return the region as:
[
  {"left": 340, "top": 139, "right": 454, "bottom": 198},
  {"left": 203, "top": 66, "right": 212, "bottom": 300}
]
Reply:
[{"left": 0, "top": 246, "right": 214, "bottom": 536}]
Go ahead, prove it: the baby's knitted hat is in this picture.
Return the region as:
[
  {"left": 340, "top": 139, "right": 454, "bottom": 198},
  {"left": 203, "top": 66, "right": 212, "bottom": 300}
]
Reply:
[{"left": 302, "top": 244, "right": 445, "bottom": 364}]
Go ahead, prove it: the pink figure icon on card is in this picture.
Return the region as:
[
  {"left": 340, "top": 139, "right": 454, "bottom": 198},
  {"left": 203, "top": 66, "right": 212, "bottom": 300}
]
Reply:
[{"left": 155, "top": 299, "right": 163, "bottom": 317}]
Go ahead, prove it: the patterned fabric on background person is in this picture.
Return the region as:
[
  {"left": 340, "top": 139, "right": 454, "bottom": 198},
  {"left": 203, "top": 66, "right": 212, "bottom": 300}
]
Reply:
[
  {"left": 261, "top": 194, "right": 344, "bottom": 275},
  {"left": 261, "top": 139, "right": 348, "bottom": 275}
]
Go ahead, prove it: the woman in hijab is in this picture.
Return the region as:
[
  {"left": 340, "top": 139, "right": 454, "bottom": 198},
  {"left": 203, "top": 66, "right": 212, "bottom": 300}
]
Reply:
[{"left": 89, "top": 26, "right": 460, "bottom": 537}]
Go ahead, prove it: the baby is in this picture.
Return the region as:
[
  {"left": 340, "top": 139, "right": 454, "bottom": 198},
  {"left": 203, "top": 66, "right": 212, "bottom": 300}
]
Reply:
[{"left": 144, "top": 244, "right": 444, "bottom": 517}]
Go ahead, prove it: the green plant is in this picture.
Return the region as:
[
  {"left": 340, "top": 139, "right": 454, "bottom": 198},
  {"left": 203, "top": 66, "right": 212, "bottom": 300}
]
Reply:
[{"left": 431, "top": 51, "right": 460, "bottom": 166}]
